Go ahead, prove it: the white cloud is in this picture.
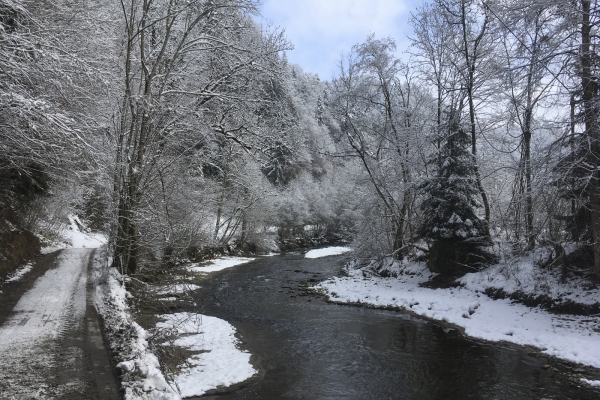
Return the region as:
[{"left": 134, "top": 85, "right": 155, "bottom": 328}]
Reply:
[{"left": 258, "top": 0, "right": 418, "bottom": 79}]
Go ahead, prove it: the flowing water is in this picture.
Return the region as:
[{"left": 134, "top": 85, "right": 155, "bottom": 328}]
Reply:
[{"left": 189, "top": 253, "right": 598, "bottom": 399}]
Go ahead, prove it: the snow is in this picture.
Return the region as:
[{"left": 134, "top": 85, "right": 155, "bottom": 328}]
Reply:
[
  {"left": 156, "top": 313, "right": 257, "bottom": 398},
  {"left": 63, "top": 215, "right": 106, "bottom": 248},
  {"left": 317, "top": 260, "right": 600, "bottom": 369},
  {"left": 0, "top": 249, "right": 90, "bottom": 398},
  {"left": 189, "top": 257, "right": 255, "bottom": 273},
  {"left": 305, "top": 246, "right": 353, "bottom": 259},
  {"left": 41, "top": 215, "right": 106, "bottom": 253},
  {"left": 4, "top": 262, "right": 33, "bottom": 282},
  {"left": 94, "top": 253, "right": 180, "bottom": 400},
  {"left": 460, "top": 248, "right": 600, "bottom": 306},
  {"left": 581, "top": 378, "right": 600, "bottom": 387}
]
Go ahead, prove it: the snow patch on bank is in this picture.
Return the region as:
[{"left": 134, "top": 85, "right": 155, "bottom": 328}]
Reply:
[
  {"left": 157, "top": 313, "right": 257, "bottom": 398},
  {"left": 4, "top": 262, "right": 33, "bottom": 282},
  {"left": 189, "top": 257, "right": 255, "bottom": 273},
  {"left": 305, "top": 246, "right": 353, "bottom": 259},
  {"left": 317, "top": 260, "right": 600, "bottom": 370}
]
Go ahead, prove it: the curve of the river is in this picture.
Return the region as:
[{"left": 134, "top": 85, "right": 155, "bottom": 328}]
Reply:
[{"left": 190, "top": 253, "right": 597, "bottom": 400}]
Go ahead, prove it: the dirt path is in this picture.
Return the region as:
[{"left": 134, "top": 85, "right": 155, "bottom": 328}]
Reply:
[{"left": 0, "top": 248, "right": 121, "bottom": 399}]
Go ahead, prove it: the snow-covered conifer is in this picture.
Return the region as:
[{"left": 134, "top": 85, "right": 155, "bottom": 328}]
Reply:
[{"left": 419, "top": 111, "right": 494, "bottom": 275}]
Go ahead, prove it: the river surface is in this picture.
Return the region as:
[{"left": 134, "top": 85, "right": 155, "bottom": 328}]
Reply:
[{"left": 190, "top": 253, "right": 598, "bottom": 400}]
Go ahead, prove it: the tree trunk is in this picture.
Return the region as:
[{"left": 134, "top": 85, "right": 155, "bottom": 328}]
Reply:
[
  {"left": 460, "top": 0, "right": 491, "bottom": 222},
  {"left": 580, "top": 0, "right": 600, "bottom": 278},
  {"left": 570, "top": 95, "right": 578, "bottom": 240},
  {"left": 523, "top": 109, "right": 534, "bottom": 250}
]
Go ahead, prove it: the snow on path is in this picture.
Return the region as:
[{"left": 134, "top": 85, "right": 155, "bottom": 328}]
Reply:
[
  {"left": 41, "top": 215, "right": 106, "bottom": 254},
  {"left": 305, "top": 246, "right": 353, "bottom": 259},
  {"left": 0, "top": 248, "right": 92, "bottom": 398},
  {"left": 156, "top": 313, "right": 257, "bottom": 398},
  {"left": 318, "top": 263, "right": 600, "bottom": 370}
]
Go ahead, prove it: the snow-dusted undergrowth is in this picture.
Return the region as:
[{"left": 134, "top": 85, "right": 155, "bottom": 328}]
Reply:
[
  {"left": 316, "top": 256, "right": 600, "bottom": 372},
  {"left": 155, "top": 283, "right": 201, "bottom": 296},
  {"left": 305, "top": 246, "right": 353, "bottom": 259}
]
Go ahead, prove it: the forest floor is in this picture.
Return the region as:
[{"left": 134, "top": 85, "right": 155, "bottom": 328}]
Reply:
[
  {"left": 313, "top": 254, "right": 600, "bottom": 389},
  {"left": 0, "top": 248, "right": 120, "bottom": 399}
]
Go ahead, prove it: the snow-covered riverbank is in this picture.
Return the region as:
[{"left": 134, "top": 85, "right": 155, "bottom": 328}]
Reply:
[
  {"left": 94, "top": 254, "right": 258, "bottom": 399},
  {"left": 315, "top": 257, "right": 600, "bottom": 387},
  {"left": 156, "top": 313, "right": 256, "bottom": 398},
  {"left": 305, "top": 246, "right": 352, "bottom": 259}
]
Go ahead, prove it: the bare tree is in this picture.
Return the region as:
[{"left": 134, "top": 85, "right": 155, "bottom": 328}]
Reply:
[
  {"left": 432, "top": 0, "right": 496, "bottom": 222},
  {"left": 492, "top": 0, "right": 566, "bottom": 249},
  {"left": 577, "top": 0, "right": 600, "bottom": 277},
  {"left": 112, "top": 0, "right": 290, "bottom": 274},
  {"left": 330, "top": 36, "right": 431, "bottom": 257}
]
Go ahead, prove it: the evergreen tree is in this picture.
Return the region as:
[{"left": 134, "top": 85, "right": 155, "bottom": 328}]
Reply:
[{"left": 419, "top": 112, "right": 494, "bottom": 275}]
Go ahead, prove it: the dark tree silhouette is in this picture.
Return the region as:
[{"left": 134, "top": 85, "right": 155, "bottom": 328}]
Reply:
[{"left": 419, "top": 111, "right": 494, "bottom": 275}]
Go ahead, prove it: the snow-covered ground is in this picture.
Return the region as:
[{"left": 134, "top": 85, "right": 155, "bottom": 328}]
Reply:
[
  {"left": 41, "top": 215, "right": 106, "bottom": 254},
  {"left": 156, "top": 313, "right": 257, "bottom": 398},
  {"left": 459, "top": 248, "right": 600, "bottom": 306},
  {"left": 188, "top": 256, "right": 255, "bottom": 273},
  {"left": 0, "top": 249, "right": 91, "bottom": 398},
  {"left": 4, "top": 262, "right": 33, "bottom": 283},
  {"left": 94, "top": 255, "right": 180, "bottom": 400},
  {"left": 305, "top": 246, "right": 353, "bottom": 259},
  {"left": 95, "top": 253, "right": 259, "bottom": 399},
  {"left": 316, "top": 259, "right": 600, "bottom": 373}
]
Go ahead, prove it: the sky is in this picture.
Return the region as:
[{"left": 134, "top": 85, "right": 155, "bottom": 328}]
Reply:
[{"left": 256, "top": 0, "right": 425, "bottom": 80}]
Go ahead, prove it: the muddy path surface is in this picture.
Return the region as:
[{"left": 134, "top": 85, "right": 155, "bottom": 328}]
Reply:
[
  {"left": 191, "top": 253, "right": 598, "bottom": 400},
  {"left": 0, "top": 248, "right": 120, "bottom": 400}
]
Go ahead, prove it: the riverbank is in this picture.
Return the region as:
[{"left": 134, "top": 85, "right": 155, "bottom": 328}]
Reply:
[
  {"left": 94, "top": 254, "right": 259, "bottom": 399},
  {"left": 313, "top": 256, "right": 600, "bottom": 388}
]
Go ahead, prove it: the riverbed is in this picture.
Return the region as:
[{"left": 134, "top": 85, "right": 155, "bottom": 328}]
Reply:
[{"left": 184, "top": 253, "right": 597, "bottom": 399}]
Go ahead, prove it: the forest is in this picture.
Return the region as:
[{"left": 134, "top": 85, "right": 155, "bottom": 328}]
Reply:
[{"left": 1, "top": 0, "right": 599, "bottom": 282}]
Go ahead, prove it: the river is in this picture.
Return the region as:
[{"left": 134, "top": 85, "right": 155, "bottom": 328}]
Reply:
[{"left": 188, "top": 253, "right": 597, "bottom": 399}]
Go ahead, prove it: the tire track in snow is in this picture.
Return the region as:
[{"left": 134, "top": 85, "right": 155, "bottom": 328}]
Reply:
[{"left": 0, "top": 248, "right": 93, "bottom": 399}]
